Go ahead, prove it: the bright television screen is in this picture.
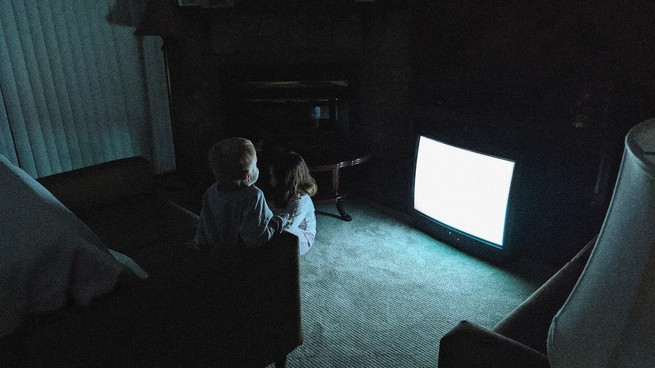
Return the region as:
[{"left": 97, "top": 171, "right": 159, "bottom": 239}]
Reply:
[{"left": 413, "top": 136, "right": 515, "bottom": 247}]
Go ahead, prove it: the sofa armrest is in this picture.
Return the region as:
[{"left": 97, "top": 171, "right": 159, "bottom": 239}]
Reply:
[
  {"left": 492, "top": 236, "right": 596, "bottom": 353},
  {"left": 37, "top": 157, "right": 155, "bottom": 213},
  {"left": 438, "top": 321, "right": 549, "bottom": 368}
]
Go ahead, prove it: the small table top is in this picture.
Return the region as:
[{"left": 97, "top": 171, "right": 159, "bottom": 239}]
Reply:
[{"left": 308, "top": 154, "right": 370, "bottom": 172}]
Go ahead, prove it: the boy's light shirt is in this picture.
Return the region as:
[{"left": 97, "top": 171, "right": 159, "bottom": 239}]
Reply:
[{"left": 194, "top": 183, "right": 286, "bottom": 247}]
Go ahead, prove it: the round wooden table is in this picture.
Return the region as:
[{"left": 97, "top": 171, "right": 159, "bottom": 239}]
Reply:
[{"left": 309, "top": 153, "right": 370, "bottom": 221}]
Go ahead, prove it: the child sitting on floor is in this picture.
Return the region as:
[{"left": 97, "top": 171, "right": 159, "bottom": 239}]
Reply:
[
  {"left": 193, "top": 137, "right": 288, "bottom": 248},
  {"left": 267, "top": 151, "right": 318, "bottom": 255}
]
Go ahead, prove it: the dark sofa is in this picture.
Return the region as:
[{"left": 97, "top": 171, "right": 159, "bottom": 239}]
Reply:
[
  {"left": 0, "top": 157, "right": 302, "bottom": 368},
  {"left": 438, "top": 236, "right": 596, "bottom": 367}
]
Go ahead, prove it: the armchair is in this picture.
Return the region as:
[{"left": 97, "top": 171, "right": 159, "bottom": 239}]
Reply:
[
  {"left": 3, "top": 232, "right": 302, "bottom": 368},
  {"left": 437, "top": 236, "right": 595, "bottom": 368},
  {"left": 0, "top": 156, "right": 302, "bottom": 368}
]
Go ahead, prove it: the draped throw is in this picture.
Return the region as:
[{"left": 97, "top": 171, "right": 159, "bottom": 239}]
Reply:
[{"left": 0, "top": 0, "right": 174, "bottom": 177}]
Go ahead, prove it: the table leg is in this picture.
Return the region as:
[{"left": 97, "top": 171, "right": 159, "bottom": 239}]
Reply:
[
  {"left": 335, "top": 196, "right": 352, "bottom": 222},
  {"left": 309, "top": 154, "right": 370, "bottom": 222}
]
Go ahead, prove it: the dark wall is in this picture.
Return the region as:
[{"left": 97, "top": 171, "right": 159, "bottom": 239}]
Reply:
[{"left": 410, "top": 1, "right": 655, "bottom": 133}]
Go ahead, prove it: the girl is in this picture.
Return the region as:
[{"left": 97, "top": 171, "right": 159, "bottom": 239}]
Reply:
[{"left": 268, "top": 151, "right": 318, "bottom": 255}]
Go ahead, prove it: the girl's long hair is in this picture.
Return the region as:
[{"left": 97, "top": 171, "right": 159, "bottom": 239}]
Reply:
[{"left": 270, "top": 151, "right": 317, "bottom": 208}]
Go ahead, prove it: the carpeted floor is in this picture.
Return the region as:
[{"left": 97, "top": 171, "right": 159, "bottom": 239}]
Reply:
[{"left": 281, "top": 199, "right": 556, "bottom": 367}]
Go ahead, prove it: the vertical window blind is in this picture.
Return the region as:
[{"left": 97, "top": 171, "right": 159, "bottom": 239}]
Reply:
[{"left": 0, "top": 0, "right": 174, "bottom": 178}]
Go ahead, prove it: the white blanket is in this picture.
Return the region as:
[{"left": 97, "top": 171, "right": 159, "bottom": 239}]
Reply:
[{"left": 0, "top": 155, "right": 148, "bottom": 338}]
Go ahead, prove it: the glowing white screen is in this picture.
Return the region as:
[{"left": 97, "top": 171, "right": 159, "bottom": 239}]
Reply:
[{"left": 413, "top": 136, "right": 515, "bottom": 246}]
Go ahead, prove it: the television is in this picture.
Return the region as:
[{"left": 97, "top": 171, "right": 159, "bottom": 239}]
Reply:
[{"left": 411, "top": 134, "right": 521, "bottom": 262}]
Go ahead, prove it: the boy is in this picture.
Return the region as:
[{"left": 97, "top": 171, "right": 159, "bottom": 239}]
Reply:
[{"left": 193, "top": 137, "right": 288, "bottom": 248}]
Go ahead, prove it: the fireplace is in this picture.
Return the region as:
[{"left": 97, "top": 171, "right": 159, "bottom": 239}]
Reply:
[
  {"left": 229, "top": 79, "right": 347, "bottom": 138},
  {"left": 223, "top": 68, "right": 352, "bottom": 137},
  {"left": 217, "top": 64, "right": 365, "bottom": 164}
]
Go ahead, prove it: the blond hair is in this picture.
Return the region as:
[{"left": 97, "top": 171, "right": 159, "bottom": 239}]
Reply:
[{"left": 208, "top": 138, "right": 256, "bottom": 185}]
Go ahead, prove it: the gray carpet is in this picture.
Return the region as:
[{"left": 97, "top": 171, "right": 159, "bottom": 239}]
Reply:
[{"left": 282, "top": 200, "right": 555, "bottom": 367}]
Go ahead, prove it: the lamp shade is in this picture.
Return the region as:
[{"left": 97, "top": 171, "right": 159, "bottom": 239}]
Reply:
[{"left": 547, "top": 118, "right": 655, "bottom": 367}]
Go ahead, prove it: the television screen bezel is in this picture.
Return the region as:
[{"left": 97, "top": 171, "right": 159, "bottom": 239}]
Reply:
[{"left": 409, "top": 130, "right": 524, "bottom": 263}]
